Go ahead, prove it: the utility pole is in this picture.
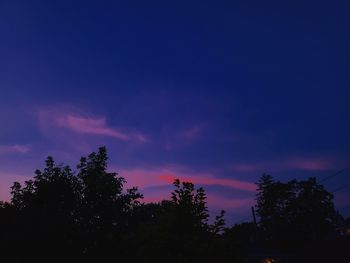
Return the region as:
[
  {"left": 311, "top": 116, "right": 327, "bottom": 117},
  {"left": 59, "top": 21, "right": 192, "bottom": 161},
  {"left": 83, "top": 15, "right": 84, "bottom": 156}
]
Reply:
[
  {"left": 251, "top": 206, "right": 257, "bottom": 228},
  {"left": 251, "top": 206, "right": 259, "bottom": 242}
]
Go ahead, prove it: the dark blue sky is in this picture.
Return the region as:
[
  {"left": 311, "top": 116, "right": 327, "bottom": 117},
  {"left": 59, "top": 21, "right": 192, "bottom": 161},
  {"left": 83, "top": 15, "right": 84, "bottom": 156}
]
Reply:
[{"left": 0, "top": 0, "right": 349, "bottom": 223}]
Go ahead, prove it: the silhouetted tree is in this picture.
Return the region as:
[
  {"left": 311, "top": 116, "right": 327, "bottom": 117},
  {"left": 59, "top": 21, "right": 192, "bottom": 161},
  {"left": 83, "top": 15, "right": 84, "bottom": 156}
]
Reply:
[
  {"left": 129, "top": 179, "right": 244, "bottom": 263},
  {"left": 256, "top": 174, "right": 341, "bottom": 249},
  {"left": 127, "top": 180, "right": 214, "bottom": 262},
  {"left": 76, "top": 147, "right": 142, "bottom": 260},
  {"left": 3, "top": 148, "right": 241, "bottom": 263},
  {"left": 6, "top": 157, "right": 81, "bottom": 262},
  {"left": 3, "top": 147, "right": 143, "bottom": 262}
]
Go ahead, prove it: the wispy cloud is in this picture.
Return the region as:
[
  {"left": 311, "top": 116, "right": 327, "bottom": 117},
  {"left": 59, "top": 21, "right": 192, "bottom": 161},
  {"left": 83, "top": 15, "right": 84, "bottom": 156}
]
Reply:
[
  {"left": 286, "top": 157, "right": 332, "bottom": 171},
  {"left": 38, "top": 107, "right": 148, "bottom": 143},
  {"left": 163, "top": 125, "right": 205, "bottom": 150},
  {"left": 56, "top": 115, "right": 131, "bottom": 140},
  {"left": 118, "top": 165, "right": 256, "bottom": 192},
  {"left": 0, "top": 145, "right": 30, "bottom": 154},
  {"left": 159, "top": 174, "right": 256, "bottom": 192},
  {"left": 123, "top": 165, "right": 256, "bottom": 211},
  {"left": 229, "top": 156, "right": 335, "bottom": 174}
]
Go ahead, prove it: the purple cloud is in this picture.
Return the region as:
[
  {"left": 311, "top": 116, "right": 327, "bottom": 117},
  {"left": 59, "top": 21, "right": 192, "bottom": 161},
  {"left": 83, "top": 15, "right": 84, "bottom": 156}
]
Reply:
[
  {"left": 38, "top": 107, "right": 148, "bottom": 143},
  {"left": 56, "top": 115, "right": 131, "bottom": 140},
  {"left": 0, "top": 145, "right": 30, "bottom": 154},
  {"left": 118, "top": 165, "right": 256, "bottom": 192},
  {"left": 118, "top": 165, "right": 256, "bottom": 212},
  {"left": 229, "top": 156, "right": 337, "bottom": 174},
  {"left": 286, "top": 157, "right": 333, "bottom": 171}
]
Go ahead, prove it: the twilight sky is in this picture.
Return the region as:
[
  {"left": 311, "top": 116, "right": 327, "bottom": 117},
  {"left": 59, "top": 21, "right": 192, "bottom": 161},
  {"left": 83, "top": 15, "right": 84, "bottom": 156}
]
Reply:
[{"left": 0, "top": 0, "right": 349, "bottom": 223}]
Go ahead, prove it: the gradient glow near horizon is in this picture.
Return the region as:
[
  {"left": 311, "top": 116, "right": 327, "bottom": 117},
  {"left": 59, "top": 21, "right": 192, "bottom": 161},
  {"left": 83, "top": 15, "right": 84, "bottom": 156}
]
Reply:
[{"left": 0, "top": 1, "right": 350, "bottom": 223}]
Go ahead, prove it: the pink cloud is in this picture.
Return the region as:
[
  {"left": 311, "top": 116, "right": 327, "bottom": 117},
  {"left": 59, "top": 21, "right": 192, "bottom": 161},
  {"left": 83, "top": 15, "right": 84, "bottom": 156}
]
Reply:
[
  {"left": 159, "top": 175, "right": 256, "bottom": 192},
  {"left": 229, "top": 156, "right": 335, "bottom": 174},
  {"left": 286, "top": 158, "right": 332, "bottom": 171},
  {"left": 118, "top": 165, "right": 256, "bottom": 192},
  {"left": 0, "top": 145, "right": 30, "bottom": 154},
  {"left": 56, "top": 115, "right": 131, "bottom": 140},
  {"left": 117, "top": 168, "right": 165, "bottom": 189},
  {"left": 38, "top": 107, "right": 148, "bottom": 143},
  {"left": 123, "top": 167, "right": 256, "bottom": 210}
]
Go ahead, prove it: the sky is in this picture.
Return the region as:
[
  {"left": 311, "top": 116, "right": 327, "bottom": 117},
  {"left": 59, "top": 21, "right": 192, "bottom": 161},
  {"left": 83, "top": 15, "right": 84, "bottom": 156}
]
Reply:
[{"left": 0, "top": 0, "right": 349, "bottom": 224}]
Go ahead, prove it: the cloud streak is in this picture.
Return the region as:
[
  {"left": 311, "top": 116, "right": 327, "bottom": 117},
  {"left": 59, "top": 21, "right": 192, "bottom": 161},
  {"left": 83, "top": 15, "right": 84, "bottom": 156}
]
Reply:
[
  {"left": 0, "top": 145, "right": 30, "bottom": 154},
  {"left": 159, "top": 174, "right": 256, "bottom": 192},
  {"left": 229, "top": 156, "right": 335, "bottom": 174},
  {"left": 56, "top": 115, "right": 131, "bottom": 140},
  {"left": 119, "top": 166, "right": 256, "bottom": 192},
  {"left": 124, "top": 166, "right": 256, "bottom": 211},
  {"left": 286, "top": 158, "right": 332, "bottom": 171},
  {"left": 38, "top": 107, "right": 148, "bottom": 143}
]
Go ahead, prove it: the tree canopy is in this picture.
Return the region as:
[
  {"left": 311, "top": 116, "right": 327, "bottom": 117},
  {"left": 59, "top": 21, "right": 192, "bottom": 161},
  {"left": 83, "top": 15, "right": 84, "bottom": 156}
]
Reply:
[
  {"left": 0, "top": 147, "right": 240, "bottom": 263},
  {"left": 0, "top": 148, "right": 345, "bottom": 262},
  {"left": 255, "top": 174, "right": 342, "bottom": 249}
]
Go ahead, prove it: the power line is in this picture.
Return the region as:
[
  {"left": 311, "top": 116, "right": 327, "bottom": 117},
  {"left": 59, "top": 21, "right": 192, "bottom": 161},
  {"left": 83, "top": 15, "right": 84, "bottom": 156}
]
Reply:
[
  {"left": 317, "top": 166, "right": 350, "bottom": 194},
  {"left": 233, "top": 166, "right": 350, "bottom": 225},
  {"left": 332, "top": 182, "right": 350, "bottom": 193},
  {"left": 320, "top": 166, "right": 350, "bottom": 183}
]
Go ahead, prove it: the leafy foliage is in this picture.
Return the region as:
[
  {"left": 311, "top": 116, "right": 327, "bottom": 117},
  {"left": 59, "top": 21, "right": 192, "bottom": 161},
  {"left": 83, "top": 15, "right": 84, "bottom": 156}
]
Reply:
[
  {"left": 0, "top": 147, "right": 245, "bottom": 263},
  {"left": 0, "top": 150, "right": 343, "bottom": 262},
  {"left": 255, "top": 174, "right": 341, "bottom": 249}
]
